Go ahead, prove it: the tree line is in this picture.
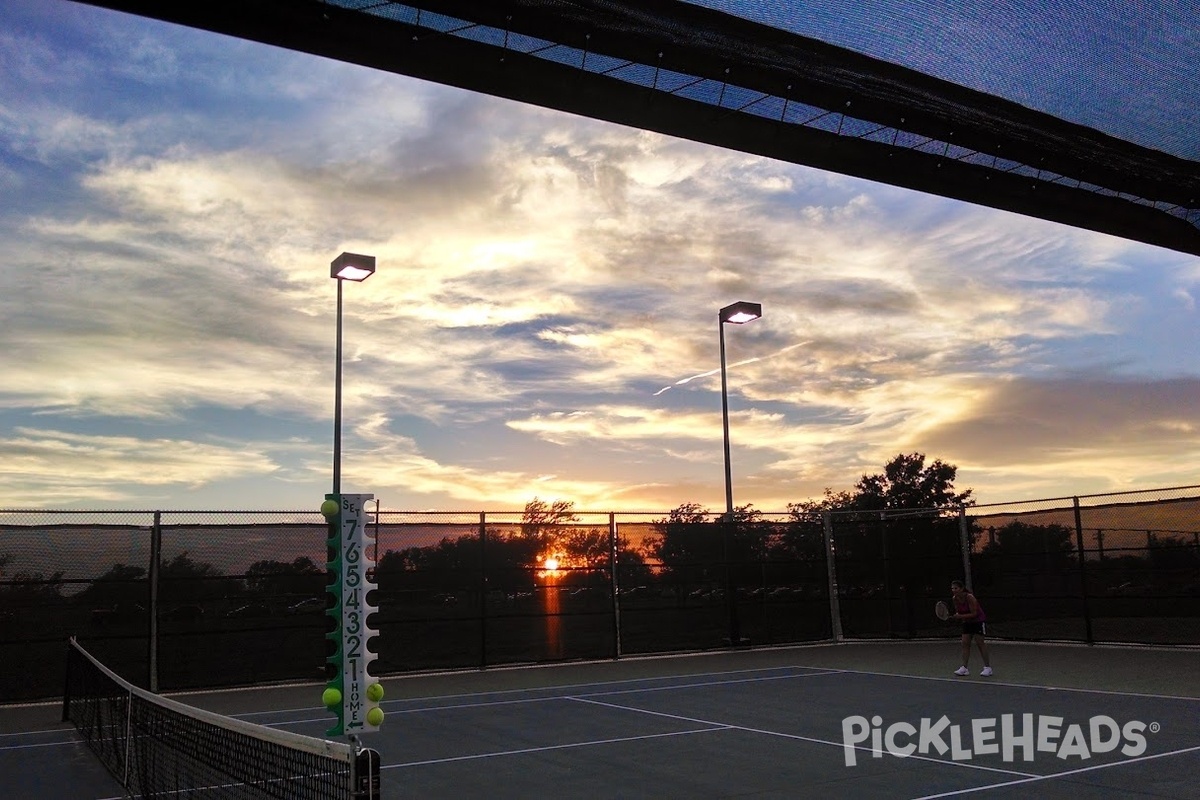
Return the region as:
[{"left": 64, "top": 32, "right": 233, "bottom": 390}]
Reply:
[{"left": 3, "top": 453, "right": 1196, "bottom": 607}]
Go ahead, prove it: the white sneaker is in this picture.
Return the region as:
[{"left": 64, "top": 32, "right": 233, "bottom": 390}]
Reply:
[
  {"left": 981, "top": 667, "right": 993, "bottom": 677},
  {"left": 954, "top": 666, "right": 969, "bottom": 676}
]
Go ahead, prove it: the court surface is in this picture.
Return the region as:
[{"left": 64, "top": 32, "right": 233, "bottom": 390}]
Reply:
[{"left": 3, "top": 640, "right": 1198, "bottom": 798}]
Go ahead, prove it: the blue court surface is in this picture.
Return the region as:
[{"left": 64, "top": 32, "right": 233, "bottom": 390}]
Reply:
[{"left": 3, "top": 641, "right": 1198, "bottom": 798}]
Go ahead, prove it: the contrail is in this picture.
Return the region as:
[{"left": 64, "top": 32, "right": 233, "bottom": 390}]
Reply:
[{"left": 653, "top": 341, "right": 811, "bottom": 396}]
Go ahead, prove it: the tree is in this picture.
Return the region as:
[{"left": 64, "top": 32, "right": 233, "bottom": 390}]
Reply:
[
  {"left": 1146, "top": 534, "right": 1200, "bottom": 591},
  {"left": 613, "top": 543, "right": 654, "bottom": 589},
  {"left": 979, "top": 522, "right": 1075, "bottom": 563},
  {"left": 850, "top": 453, "right": 973, "bottom": 512},
  {"left": 519, "top": 498, "right": 579, "bottom": 550},
  {"left": 643, "top": 503, "right": 766, "bottom": 593},
  {"left": 74, "top": 563, "right": 147, "bottom": 610},
  {"left": 375, "top": 534, "right": 483, "bottom": 596},
  {"left": 1, "top": 569, "right": 66, "bottom": 604},
  {"left": 245, "top": 557, "right": 324, "bottom": 596},
  {"left": 789, "top": 453, "right": 975, "bottom": 600},
  {"left": 158, "top": 552, "right": 239, "bottom": 605},
  {"left": 765, "top": 507, "right": 828, "bottom": 588}
]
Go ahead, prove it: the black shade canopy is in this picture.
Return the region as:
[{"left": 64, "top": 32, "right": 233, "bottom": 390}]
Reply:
[{"left": 77, "top": 0, "right": 1200, "bottom": 255}]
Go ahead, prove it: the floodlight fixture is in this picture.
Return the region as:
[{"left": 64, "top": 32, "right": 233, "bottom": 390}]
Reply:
[
  {"left": 331, "top": 251, "right": 376, "bottom": 282},
  {"left": 719, "top": 301, "right": 762, "bottom": 325}
]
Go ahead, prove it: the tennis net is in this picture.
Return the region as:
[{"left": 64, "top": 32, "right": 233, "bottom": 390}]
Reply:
[{"left": 62, "top": 637, "right": 376, "bottom": 798}]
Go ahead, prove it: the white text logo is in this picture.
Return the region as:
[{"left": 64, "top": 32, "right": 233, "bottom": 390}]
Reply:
[{"left": 841, "top": 714, "right": 1153, "bottom": 766}]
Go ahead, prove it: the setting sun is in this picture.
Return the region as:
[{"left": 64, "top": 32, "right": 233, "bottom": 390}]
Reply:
[{"left": 543, "top": 557, "right": 559, "bottom": 572}]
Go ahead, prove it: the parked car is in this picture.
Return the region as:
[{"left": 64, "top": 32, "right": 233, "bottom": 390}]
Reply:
[
  {"left": 286, "top": 598, "right": 325, "bottom": 615},
  {"left": 161, "top": 604, "right": 205, "bottom": 623},
  {"left": 224, "top": 603, "right": 270, "bottom": 619}
]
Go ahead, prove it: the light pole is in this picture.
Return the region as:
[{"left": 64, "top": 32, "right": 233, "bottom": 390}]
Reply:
[
  {"left": 331, "top": 252, "right": 376, "bottom": 495},
  {"left": 718, "top": 300, "right": 762, "bottom": 646}
]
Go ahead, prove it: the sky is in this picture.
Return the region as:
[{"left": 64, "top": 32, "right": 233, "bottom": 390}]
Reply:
[{"left": 1, "top": 0, "right": 1198, "bottom": 513}]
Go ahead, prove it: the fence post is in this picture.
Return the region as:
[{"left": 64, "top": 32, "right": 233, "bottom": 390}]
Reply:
[
  {"left": 478, "top": 512, "right": 488, "bottom": 669},
  {"left": 880, "top": 511, "right": 893, "bottom": 637},
  {"left": 609, "top": 513, "right": 621, "bottom": 660},
  {"left": 958, "top": 506, "right": 972, "bottom": 592},
  {"left": 148, "top": 511, "right": 161, "bottom": 692},
  {"left": 722, "top": 513, "right": 744, "bottom": 646},
  {"left": 1073, "top": 497, "right": 1094, "bottom": 644},
  {"left": 822, "top": 512, "right": 842, "bottom": 642}
]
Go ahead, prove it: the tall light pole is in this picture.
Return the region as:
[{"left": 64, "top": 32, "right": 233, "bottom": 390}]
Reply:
[
  {"left": 331, "top": 252, "right": 376, "bottom": 495},
  {"left": 719, "top": 301, "right": 763, "bottom": 516},
  {"left": 718, "top": 300, "right": 762, "bottom": 646}
]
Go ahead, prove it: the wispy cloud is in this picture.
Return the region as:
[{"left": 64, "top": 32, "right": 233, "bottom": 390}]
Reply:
[{"left": 0, "top": 0, "right": 1197, "bottom": 511}]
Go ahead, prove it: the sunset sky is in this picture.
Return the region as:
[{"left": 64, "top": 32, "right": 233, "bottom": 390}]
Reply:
[{"left": 2, "top": 1, "right": 1198, "bottom": 512}]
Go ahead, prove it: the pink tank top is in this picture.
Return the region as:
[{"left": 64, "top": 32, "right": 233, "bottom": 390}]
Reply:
[{"left": 954, "top": 595, "right": 986, "bottom": 622}]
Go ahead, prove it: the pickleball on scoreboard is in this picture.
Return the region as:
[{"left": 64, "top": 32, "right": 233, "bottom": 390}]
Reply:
[{"left": 322, "top": 493, "right": 384, "bottom": 736}]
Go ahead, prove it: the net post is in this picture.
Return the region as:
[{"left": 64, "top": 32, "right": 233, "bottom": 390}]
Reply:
[
  {"left": 352, "top": 742, "right": 382, "bottom": 799},
  {"left": 148, "top": 511, "right": 162, "bottom": 692},
  {"left": 1073, "top": 496, "right": 1094, "bottom": 645},
  {"left": 61, "top": 637, "right": 74, "bottom": 723},
  {"left": 958, "top": 506, "right": 972, "bottom": 592},
  {"left": 479, "top": 511, "right": 488, "bottom": 669}
]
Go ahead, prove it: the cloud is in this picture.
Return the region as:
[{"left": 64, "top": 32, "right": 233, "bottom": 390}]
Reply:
[
  {"left": 2, "top": 2, "right": 1198, "bottom": 513},
  {"left": 344, "top": 413, "right": 633, "bottom": 508},
  {"left": 0, "top": 427, "right": 279, "bottom": 505}
]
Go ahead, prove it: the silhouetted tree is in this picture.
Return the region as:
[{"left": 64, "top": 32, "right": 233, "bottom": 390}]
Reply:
[
  {"left": 1146, "top": 534, "right": 1200, "bottom": 590},
  {"left": 74, "top": 563, "right": 146, "bottom": 609},
  {"left": 519, "top": 498, "right": 579, "bottom": 551},
  {"left": 643, "top": 503, "right": 766, "bottom": 593},
  {"left": 245, "top": 556, "right": 324, "bottom": 596},
  {"left": 376, "top": 534, "right": 482, "bottom": 595},
  {"left": 158, "top": 552, "right": 239, "bottom": 604},
  {"left": 1, "top": 569, "right": 66, "bottom": 604},
  {"left": 789, "top": 453, "right": 976, "bottom": 598},
  {"left": 979, "top": 522, "right": 1075, "bottom": 564}
]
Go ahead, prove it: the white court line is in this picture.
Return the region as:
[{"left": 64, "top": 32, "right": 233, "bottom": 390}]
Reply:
[
  {"left": 0, "top": 727, "right": 75, "bottom": 739},
  {"left": 0, "top": 738, "right": 84, "bottom": 751},
  {"left": 571, "top": 669, "right": 846, "bottom": 699},
  {"left": 798, "top": 665, "right": 1200, "bottom": 703},
  {"left": 230, "top": 662, "right": 825, "bottom": 724},
  {"left": 372, "top": 663, "right": 823, "bottom": 707},
  {"left": 222, "top": 657, "right": 1200, "bottom": 733},
  {"left": 383, "top": 726, "right": 733, "bottom": 770},
  {"left": 909, "top": 743, "right": 1200, "bottom": 799},
  {"left": 262, "top": 666, "right": 843, "bottom": 727},
  {"left": 377, "top": 668, "right": 847, "bottom": 715},
  {"left": 568, "top": 696, "right": 1038, "bottom": 779}
]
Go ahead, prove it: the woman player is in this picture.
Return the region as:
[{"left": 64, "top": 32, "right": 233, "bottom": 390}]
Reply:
[{"left": 950, "top": 580, "right": 992, "bottom": 676}]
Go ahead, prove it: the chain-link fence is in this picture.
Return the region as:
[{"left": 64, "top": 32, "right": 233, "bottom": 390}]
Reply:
[
  {"left": 969, "top": 486, "right": 1200, "bottom": 645},
  {"left": 3, "top": 486, "right": 1198, "bottom": 701}
]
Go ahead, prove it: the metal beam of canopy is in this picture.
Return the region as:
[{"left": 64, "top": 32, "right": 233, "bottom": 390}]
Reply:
[{"left": 77, "top": 0, "right": 1200, "bottom": 256}]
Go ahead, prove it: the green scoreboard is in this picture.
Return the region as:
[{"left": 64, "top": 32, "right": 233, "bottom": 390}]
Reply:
[{"left": 321, "top": 493, "right": 383, "bottom": 736}]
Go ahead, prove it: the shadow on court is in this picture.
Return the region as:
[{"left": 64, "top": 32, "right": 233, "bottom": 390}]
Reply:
[{"left": 2, "top": 641, "right": 1197, "bottom": 799}]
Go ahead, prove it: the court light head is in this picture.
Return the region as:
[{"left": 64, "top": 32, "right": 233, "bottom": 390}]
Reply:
[
  {"left": 331, "top": 252, "right": 376, "bottom": 281},
  {"left": 719, "top": 301, "right": 762, "bottom": 324}
]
